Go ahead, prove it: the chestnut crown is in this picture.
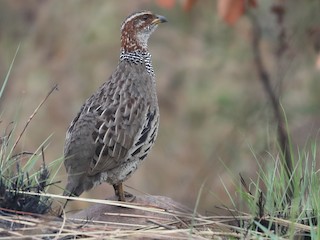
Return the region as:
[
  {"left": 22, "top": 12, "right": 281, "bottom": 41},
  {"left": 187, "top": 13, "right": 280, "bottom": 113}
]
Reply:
[{"left": 120, "top": 10, "right": 167, "bottom": 53}]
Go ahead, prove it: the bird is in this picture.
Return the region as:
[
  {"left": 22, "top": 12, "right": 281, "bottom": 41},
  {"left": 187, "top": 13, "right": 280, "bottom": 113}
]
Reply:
[{"left": 63, "top": 10, "right": 167, "bottom": 203}]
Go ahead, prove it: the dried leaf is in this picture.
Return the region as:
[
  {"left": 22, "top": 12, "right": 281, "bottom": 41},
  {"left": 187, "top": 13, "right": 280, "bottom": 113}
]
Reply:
[
  {"left": 218, "top": 0, "right": 245, "bottom": 25},
  {"left": 156, "top": 0, "right": 176, "bottom": 9},
  {"left": 184, "top": 0, "right": 197, "bottom": 12},
  {"left": 218, "top": 0, "right": 257, "bottom": 25}
]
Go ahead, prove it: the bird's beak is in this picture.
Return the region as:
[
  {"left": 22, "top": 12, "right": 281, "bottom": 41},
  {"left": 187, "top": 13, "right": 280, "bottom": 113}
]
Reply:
[{"left": 151, "top": 15, "right": 168, "bottom": 25}]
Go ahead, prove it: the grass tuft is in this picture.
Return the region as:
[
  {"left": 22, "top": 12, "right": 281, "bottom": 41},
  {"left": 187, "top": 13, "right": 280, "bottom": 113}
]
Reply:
[
  {"left": 232, "top": 141, "right": 320, "bottom": 239},
  {"left": 0, "top": 46, "right": 58, "bottom": 217}
]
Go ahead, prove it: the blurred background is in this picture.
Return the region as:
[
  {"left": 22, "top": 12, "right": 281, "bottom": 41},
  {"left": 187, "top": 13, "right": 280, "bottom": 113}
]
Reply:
[{"left": 1, "top": 0, "right": 320, "bottom": 213}]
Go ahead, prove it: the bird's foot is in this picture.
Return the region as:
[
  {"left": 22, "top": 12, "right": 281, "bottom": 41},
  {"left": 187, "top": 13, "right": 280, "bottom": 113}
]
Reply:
[{"left": 113, "top": 183, "right": 136, "bottom": 202}]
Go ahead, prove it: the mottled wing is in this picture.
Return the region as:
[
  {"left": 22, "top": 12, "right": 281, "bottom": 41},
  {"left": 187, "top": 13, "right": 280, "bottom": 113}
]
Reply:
[{"left": 88, "top": 89, "right": 145, "bottom": 175}]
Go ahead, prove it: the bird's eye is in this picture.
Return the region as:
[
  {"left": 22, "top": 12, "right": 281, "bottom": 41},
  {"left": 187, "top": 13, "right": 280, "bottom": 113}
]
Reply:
[{"left": 142, "top": 15, "right": 149, "bottom": 21}]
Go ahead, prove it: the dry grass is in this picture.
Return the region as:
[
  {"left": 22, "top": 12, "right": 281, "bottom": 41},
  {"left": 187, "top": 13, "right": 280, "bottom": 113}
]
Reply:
[
  {"left": 0, "top": 194, "right": 237, "bottom": 239},
  {"left": 0, "top": 195, "right": 315, "bottom": 239}
]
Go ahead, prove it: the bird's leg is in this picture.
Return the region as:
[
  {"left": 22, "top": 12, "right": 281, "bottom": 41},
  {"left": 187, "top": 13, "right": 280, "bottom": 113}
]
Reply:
[
  {"left": 113, "top": 183, "right": 125, "bottom": 201},
  {"left": 113, "top": 183, "right": 135, "bottom": 202}
]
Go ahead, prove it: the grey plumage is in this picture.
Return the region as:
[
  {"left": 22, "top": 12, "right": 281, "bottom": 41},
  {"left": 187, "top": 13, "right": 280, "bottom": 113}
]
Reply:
[{"left": 63, "top": 11, "right": 166, "bottom": 201}]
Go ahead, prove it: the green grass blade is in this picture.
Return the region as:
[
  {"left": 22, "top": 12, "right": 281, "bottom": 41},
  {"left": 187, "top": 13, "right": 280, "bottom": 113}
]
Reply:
[{"left": 0, "top": 43, "right": 20, "bottom": 99}]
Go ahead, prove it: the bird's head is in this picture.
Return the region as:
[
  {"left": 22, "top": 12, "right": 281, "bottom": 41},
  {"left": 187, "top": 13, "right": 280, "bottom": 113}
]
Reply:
[{"left": 120, "top": 10, "right": 167, "bottom": 53}]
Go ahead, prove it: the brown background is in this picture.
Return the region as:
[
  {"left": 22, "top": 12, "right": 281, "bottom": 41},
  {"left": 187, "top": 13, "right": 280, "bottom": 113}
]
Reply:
[{"left": 1, "top": 0, "right": 320, "bottom": 213}]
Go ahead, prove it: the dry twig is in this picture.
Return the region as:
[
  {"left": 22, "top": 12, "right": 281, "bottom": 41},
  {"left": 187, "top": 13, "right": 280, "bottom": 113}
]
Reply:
[{"left": 12, "top": 84, "right": 58, "bottom": 152}]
